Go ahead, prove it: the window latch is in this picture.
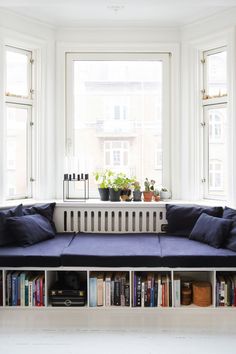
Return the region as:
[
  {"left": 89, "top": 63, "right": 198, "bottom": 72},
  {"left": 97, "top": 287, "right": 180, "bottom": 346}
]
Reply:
[
  {"left": 201, "top": 122, "right": 206, "bottom": 127},
  {"left": 201, "top": 178, "right": 206, "bottom": 183},
  {"left": 30, "top": 178, "right": 35, "bottom": 182}
]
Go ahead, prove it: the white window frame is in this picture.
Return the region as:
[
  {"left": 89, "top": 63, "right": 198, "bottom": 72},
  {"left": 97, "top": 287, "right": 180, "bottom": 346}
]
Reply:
[
  {"left": 201, "top": 46, "right": 228, "bottom": 200},
  {"left": 4, "top": 45, "right": 35, "bottom": 200},
  {"left": 66, "top": 52, "right": 170, "bottom": 187}
]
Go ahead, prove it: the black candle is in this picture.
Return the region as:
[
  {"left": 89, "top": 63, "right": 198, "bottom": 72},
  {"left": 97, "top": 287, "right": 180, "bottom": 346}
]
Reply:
[
  {"left": 81, "top": 173, "right": 84, "bottom": 180},
  {"left": 69, "top": 174, "right": 72, "bottom": 181},
  {"left": 78, "top": 174, "right": 80, "bottom": 181},
  {"left": 73, "top": 173, "right": 75, "bottom": 180},
  {"left": 64, "top": 174, "right": 68, "bottom": 180},
  {"left": 85, "top": 173, "right": 89, "bottom": 180}
]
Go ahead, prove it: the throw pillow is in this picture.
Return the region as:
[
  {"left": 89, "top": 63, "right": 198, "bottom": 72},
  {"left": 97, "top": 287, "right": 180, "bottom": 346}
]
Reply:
[
  {"left": 6, "top": 214, "right": 56, "bottom": 247},
  {"left": 222, "top": 206, "right": 236, "bottom": 251},
  {"left": 166, "top": 204, "right": 223, "bottom": 236},
  {"left": 0, "top": 204, "right": 23, "bottom": 246},
  {"left": 23, "top": 202, "right": 57, "bottom": 232},
  {"left": 189, "top": 213, "right": 232, "bottom": 248}
]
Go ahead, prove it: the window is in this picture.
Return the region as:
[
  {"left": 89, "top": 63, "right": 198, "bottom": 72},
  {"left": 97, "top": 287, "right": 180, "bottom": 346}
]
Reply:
[
  {"left": 202, "top": 47, "right": 227, "bottom": 199},
  {"left": 66, "top": 53, "right": 170, "bottom": 197},
  {"left": 4, "top": 46, "right": 35, "bottom": 200}
]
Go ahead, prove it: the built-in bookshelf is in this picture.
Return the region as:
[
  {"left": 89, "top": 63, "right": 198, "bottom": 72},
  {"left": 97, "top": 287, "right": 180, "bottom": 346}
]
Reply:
[{"left": 1, "top": 268, "right": 236, "bottom": 309}]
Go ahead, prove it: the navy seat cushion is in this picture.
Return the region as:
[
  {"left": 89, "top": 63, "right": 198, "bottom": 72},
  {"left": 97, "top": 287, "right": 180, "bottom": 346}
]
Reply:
[
  {"left": 189, "top": 213, "right": 233, "bottom": 248},
  {"left": 23, "top": 202, "right": 57, "bottom": 232},
  {"left": 6, "top": 214, "right": 56, "bottom": 247},
  {"left": 0, "top": 204, "right": 23, "bottom": 246},
  {"left": 61, "top": 233, "right": 162, "bottom": 267},
  {"left": 159, "top": 234, "right": 236, "bottom": 267},
  {"left": 166, "top": 204, "right": 223, "bottom": 236},
  {"left": 0, "top": 233, "right": 75, "bottom": 267},
  {"left": 223, "top": 206, "right": 236, "bottom": 251}
]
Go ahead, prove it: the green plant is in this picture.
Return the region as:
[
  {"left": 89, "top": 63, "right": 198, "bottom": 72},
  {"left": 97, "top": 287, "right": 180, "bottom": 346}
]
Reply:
[
  {"left": 132, "top": 180, "right": 141, "bottom": 191},
  {"left": 153, "top": 189, "right": 160, "bottom": 196},
  {"left": 144, "top": 178, "right": 155, "bottom": 192},
  {"left": 110, "top": 172, "right": 126, "bottom": 191},
  {"left": 161, "top": 187, "right": 168, "bottom": 192},
  {"left": 94, "top": 169, "right": 114, "bottom": 189}
]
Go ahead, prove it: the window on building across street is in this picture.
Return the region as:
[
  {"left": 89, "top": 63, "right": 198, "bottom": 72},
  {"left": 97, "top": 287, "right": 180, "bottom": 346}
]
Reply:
[
  {"left": 201, "top": 47, "right": 227, "bottom": 199},
  {"left": 66, "top": 53, "right": 170, "bottom": 197},
  {"left": 4, "top": 46, "right": 35, "bottom": 200}
]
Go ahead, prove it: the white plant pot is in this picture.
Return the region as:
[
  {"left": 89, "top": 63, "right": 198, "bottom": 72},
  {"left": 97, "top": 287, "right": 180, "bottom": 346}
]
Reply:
[{"left": 160, "top": 191, "right": 171, "bottom": 200}]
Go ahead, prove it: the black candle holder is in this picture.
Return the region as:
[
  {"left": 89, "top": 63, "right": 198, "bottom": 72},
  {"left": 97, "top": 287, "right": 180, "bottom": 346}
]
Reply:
[{"left": 63, "top": 173, "right": 89, "bottom": 201}]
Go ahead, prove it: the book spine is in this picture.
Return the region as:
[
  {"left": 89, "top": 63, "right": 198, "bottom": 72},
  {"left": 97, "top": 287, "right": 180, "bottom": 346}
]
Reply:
[
  {"left": 25, "top": 278, "right": 29, "bottom": 306},
  {"left": 136, "top": 275, "right": 142, "bottom": 307},
  {"left": 125, "top": 283, "right": 130, "bottom": 307},
  {"left": 133, "top": 273, "right": 136, "bottom": 307},
  {"left": 141, "top": 282, "right": 145, "bottom": 307},
  {"left": 97, "top": 277, "right": 103, "bottom": 306},
  {"left": 89, "top": 277, "right": 97, "bottom": 307},
  {"left": 105, "top": 278, "right": 111, "bottom": 307},
  {"left": 28, "top": 281, "right": 33, "bottom": 307},
  {"left": 7, "top": 273, "right": 12, "bottom": 306},
  {"left": 12, "top": 274, "right": 18, "bottom": 306},
  {"left": 114, "top": 279, "right": 121, "bottom": 306}
]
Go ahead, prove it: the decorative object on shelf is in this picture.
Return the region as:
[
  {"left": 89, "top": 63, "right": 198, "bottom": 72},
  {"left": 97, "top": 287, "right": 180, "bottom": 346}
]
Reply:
[
  {"left": 120, "top": 176, "right": 135, "bottom": 202},
  {"left": 192, "top": 281, "right": 212, "bottom": 307},
  {"left": 132, "top": 180, "right": 142, "bottom": 202},
  {"left": 153, "top": 189, "right": 160, "bottom": 202},
  {"left": 63, "top": 173, "right": 89, "bottom": 201},
  {"left": 143, "top": 178, "right": 155, "bottom": 202},
  {"left": 109, "top": 172, "right": 126, "bottom": 202},
  {"left": 94, "top": 169, "right": 113, "bottom": 201},
  {"left": 181, "top": 281, "right": 192, "bottom": 305},
  {"left": 160, "top": 187, "right": 171, "bottom": 200}
]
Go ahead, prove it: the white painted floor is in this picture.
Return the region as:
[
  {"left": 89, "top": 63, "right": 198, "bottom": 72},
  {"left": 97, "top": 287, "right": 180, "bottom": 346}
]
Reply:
[{"left": 1, "top": 309, "right": 236, "bottom": 354}]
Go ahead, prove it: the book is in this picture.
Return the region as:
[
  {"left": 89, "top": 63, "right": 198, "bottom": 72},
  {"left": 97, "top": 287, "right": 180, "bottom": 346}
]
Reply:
[
  {"left": 20, "top": 272, "right": 26, "bottom": 306},
  {"left": 105, "top": 272, "right": 112, "bottom": 307},
  {"left": 114, "top": 273, "right": 121, "bottom": 306},
  {"left": 136, "top": 273, "right": 142, "bottom": 307},
  {"left": 97, "top": 273, "right": 104, "bottom": 306},
  {"left": 174, "top": 275, "right": 181, "bottom": 307},
  {"left": 11, "top": 272, "right": 20, "bottom": 306},
  {"left": 89, "top": 274, "right": 97, "bottom": 307}
]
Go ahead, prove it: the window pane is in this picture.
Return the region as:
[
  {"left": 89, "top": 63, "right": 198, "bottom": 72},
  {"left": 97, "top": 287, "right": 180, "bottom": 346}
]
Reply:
[
  {"left": 206, "top": 50, "right": 227, "bottom": 98},
  {"left": 6, "top": 48, "right": 30, "bottom": 98},
  {"left": 6, "top": 105, "right": 29, "bottom": 198},
  {"left": 72, "top": 60, "right": 163, "bottom": 196},
  {"left": 207, "top": 107, "right": 227, "bottom": 197}
]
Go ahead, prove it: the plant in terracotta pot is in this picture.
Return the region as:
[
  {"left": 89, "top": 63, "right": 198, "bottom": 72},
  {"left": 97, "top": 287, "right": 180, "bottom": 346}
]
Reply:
[
  {"left": 153, "top": 189, "right": 160, "bottom": 202},
  {"left": 94, "top": 169, "right": 113, "bottom": 201},
  {"left": 160, "top": 187, "right": 171, "bottom": 200},
  {"left": 143, "top": 178, "right": 155, "bottom": 202},
  {"left": 109, "top": 172, "right": 126, "bottom": 202},
  {"left": 132, "top": 180, "right": 142, "bottom": 202}
]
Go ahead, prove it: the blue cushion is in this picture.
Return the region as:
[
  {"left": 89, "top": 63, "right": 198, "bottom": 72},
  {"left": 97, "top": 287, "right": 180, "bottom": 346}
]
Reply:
[
  {"left": 0, "top": 233, "right": 75, "bottom": 267},
  {"left": 222, "top": 206, "right": 236, "bottom": 251},
  {"left": 189, "top": 213, "right": 232, "bottom": 248},
  {"left": 6, "top": 214, "right": 56, "bottom": 247},
  {"left": 62, "top": 233, "right": 162, "bottom": 267},
  {"left": 0, "top": 204, "right": 23, "bottom": 246},
  {"left": 23, "top": 202, "right": 57, "bottom": 232},
  {"left": 166, "top": 204, "right": 223, "bottom": 236},
  {"left": 159, "top": 234, "right": 236, "bottom": 267}
]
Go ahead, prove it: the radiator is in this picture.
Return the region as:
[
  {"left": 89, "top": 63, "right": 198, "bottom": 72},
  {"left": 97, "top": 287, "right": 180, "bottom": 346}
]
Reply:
[{"left": 54, "top": 204, "right": 167, "bottom": 233}]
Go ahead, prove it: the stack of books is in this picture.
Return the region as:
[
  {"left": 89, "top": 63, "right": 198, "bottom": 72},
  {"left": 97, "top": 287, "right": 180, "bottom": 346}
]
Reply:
[
  {"left": 132, "top": 272, "right": 171, "bottom": 307},
  {"left": 6, "top": 271, "right": 45, "bottom": 307},
  {"left": 89, "top": 272, "right": 130, "bottom": 307},
  {"left": 216, "top": 273, "right": 236, "bottom": 307}
]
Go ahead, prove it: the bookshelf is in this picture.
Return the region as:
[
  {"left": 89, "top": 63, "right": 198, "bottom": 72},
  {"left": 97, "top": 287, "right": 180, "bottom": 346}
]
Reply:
[{"left": 1, "top": 267, "right": 236, "bottom": 309}]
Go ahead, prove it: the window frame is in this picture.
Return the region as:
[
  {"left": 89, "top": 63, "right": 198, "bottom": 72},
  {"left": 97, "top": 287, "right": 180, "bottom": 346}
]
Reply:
[
  {"left": 4, "top": 45, "right": 35, "bottom": 200},
  {"left": 65, "top": 52, "right": 171, "bottom": 190}
]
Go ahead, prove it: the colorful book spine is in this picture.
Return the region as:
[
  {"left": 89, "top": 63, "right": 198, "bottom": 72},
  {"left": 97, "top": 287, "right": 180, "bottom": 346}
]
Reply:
[{"left": 89, "top": 276, "right": 97, "bottom": 307}]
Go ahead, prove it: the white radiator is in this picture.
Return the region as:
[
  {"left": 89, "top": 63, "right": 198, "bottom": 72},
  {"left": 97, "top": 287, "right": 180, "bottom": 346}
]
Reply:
[{"left": 54, "top": 203, "right": 167, "bottom": 233}]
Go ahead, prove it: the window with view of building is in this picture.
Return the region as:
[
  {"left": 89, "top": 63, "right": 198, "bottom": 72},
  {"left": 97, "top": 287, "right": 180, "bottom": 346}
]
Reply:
[
  {"left": 4, "top": 46, "right": 35, "bottom": 200},
  {"left": 202, "top": 47, "right": 227, "bottom": 199},
  {"left": 66, "top": 53, "right": 170, "bottom": 197}
]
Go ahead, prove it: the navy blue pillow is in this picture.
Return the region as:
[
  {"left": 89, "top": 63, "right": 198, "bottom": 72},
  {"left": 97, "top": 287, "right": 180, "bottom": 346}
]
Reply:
[
  {"left": 166, "top": 204, "right": 223, "bottom": 236},
  {"left": 222, "top": 206, "right": 236, "bottom": 251},
  {"left": 6, "top": 214, "right": 56, "bottom": 247},
  {"left": 0, "top": 204, "right": 23, "bottom": 246},
  {"left": 23, "top": 202, "right": 57, "bottom": 232},
  {"left": 189, "top": 213, "right": 232, "bottom": 248}
]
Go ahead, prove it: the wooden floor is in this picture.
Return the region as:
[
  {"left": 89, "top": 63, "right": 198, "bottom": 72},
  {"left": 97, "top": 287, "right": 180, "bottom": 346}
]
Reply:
[{"left": 1, "top": 309, "right": 236, "bottom": 354}]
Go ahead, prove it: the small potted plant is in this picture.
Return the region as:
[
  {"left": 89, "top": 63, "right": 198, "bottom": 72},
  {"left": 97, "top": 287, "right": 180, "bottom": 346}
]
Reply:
[
  {"left": 94, "top": 170, "right": 113, "bottom": 201},
  {"left": 120, "top": 177, "right": 134, "bottom": 202},
  {"left": 143, "top": 178, "right": 155, "bottom": 202},
  {"left": 160, "top": 187, "right": 171, "bottom": 200},
  {"left": 109, "top": 172, "right": 126, "bottom": 202},
  {"left": 153, "top": 189, "right": 160, "bottom": 202},
  {"left": 132, "top": 180, "right": 142, "bottom": 201}
]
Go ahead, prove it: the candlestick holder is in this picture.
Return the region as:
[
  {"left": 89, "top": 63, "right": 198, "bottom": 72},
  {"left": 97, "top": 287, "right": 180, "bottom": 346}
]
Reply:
[{"left": 63, "top": 173, "right": 89, "bottom": 201}]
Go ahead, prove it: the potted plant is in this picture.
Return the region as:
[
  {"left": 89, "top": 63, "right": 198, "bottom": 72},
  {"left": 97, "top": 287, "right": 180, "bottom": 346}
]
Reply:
[
  {"left": 153, "top": 189, "right": 160, "bottom": 202},
  {"left": 132, "top": 180, "right": 142, "bottom": 201},
  {"left": 109, "top": 172, "right": 126, "bottom": 202},
  {"left": 160, "top": 187, "right": 171, "bottom": 200},
  {"left": 120, "top": 177, "right": 134, "bottom": 202},
  {"left": 94, "top": 170, "right": 113, "bottom": 201},
  {"left": 143, "top": 178, "right": 155, "bottom": 202}
]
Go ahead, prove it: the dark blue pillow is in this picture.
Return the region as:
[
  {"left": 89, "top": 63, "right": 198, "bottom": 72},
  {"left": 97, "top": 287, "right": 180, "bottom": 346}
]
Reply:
[
  {"left": 23, "top": 202, "right": 57, "bottom": 232},
  {"left": 166, "top": 204, "right": 223, "bottom": 236},
  {"left": 222, "top": 206, "right": 236, "bottom": 251},
  {"left": 189, "top": 213, "right": 232, "bottom": 248},
  {"left": 6, "top": 214, "right": 56, "bottom": 247},
  {"left": 0, "top": 204, "right": 23, "bottom": 246}
]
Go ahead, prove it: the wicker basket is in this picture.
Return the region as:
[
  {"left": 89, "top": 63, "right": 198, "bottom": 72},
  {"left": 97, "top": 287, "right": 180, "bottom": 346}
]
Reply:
[{"left": 192, "top": 281, "right": 212, "bottom": 307}]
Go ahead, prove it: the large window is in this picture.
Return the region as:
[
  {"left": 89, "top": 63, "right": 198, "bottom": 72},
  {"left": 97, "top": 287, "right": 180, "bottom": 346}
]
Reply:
[
  {"left": 201, "top": 47, "right": 227, "bottom": 199},
  {"left": 66, "top": 53, "right": 170, "bottom": 197},
  {"left": 4, "top": 46, "right": 35, "bottom": 200}
]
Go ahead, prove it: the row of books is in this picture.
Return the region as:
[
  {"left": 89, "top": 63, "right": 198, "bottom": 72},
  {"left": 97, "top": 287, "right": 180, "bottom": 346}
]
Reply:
[
  {"left": 89, "top": 272, "right": 130, "bottom": 307},
  {"left": 216, "top": 274, "right": 236, "bottom": 307},
  {"left": 133, "top": 272, "right": 172, "bottom": 307},
  {"left": 6, "top": 272, "right": 45, "bottom": 307}
]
